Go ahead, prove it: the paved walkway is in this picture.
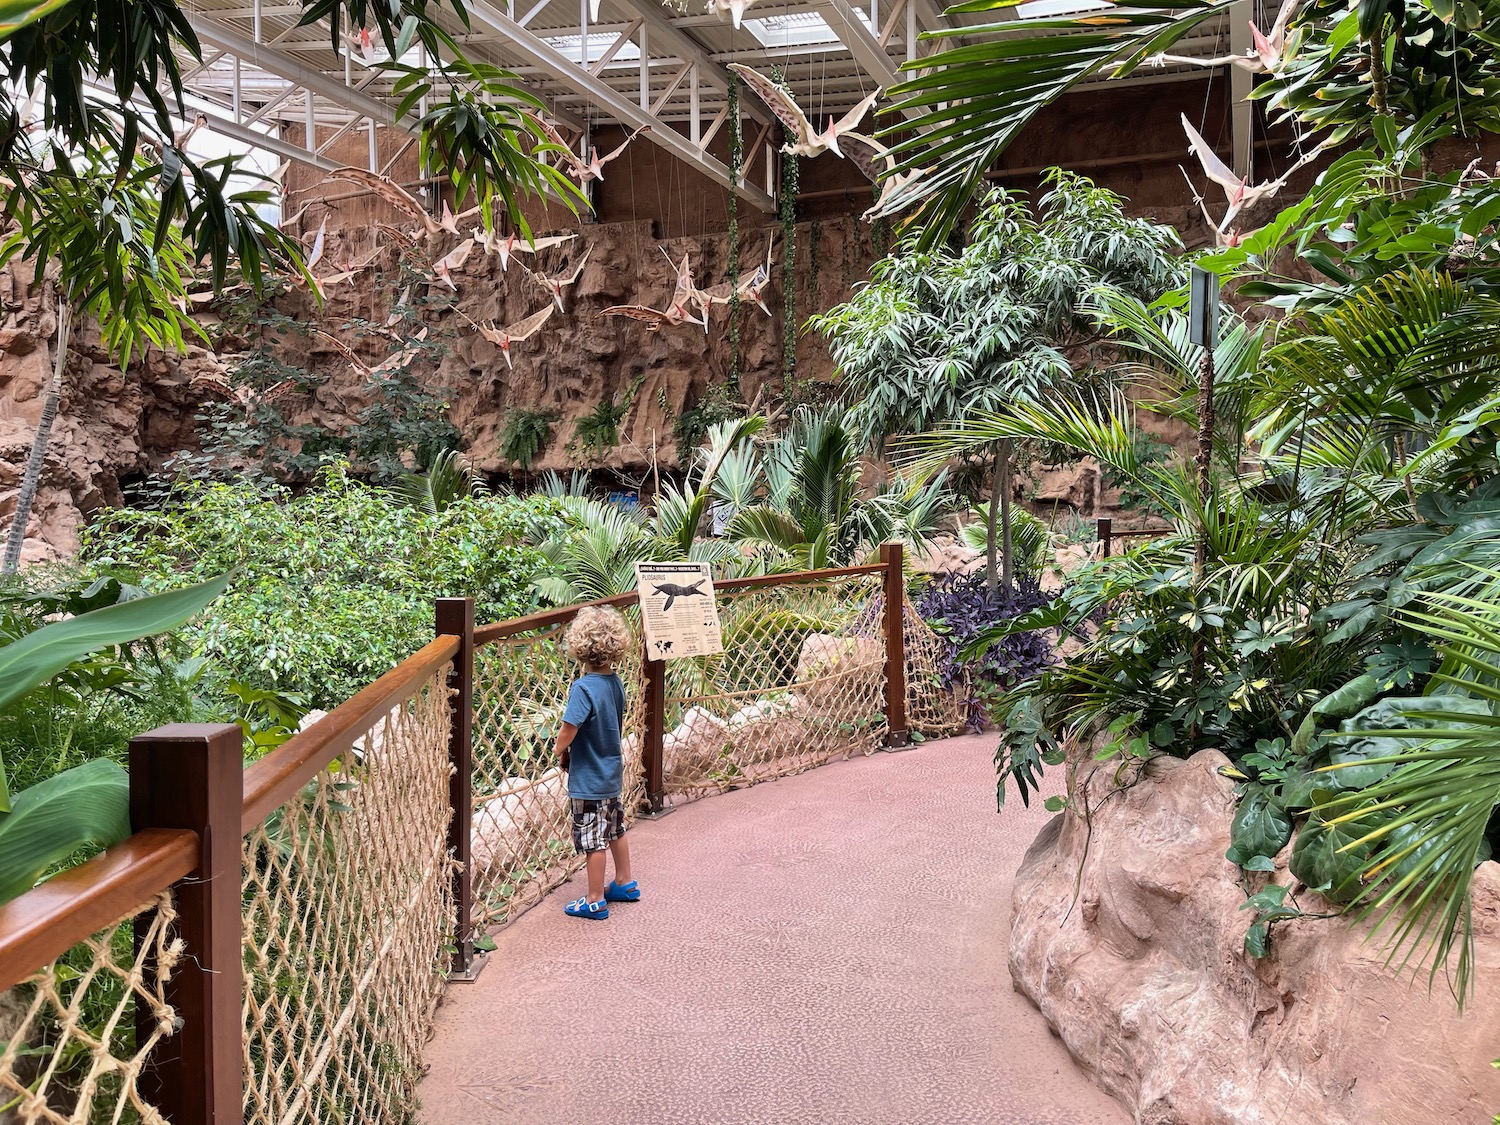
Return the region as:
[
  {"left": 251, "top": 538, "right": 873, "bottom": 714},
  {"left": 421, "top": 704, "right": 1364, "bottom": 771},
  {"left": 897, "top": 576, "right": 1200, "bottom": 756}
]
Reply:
[{"left": 419, "top": 733, "right": 1127, "bottom": 1125}]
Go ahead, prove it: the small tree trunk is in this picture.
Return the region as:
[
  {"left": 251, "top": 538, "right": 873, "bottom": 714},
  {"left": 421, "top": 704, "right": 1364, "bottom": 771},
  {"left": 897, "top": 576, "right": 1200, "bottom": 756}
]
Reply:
[
  {"left": 1369, "top": 22, "right": 1391, "bottom": 118},
  {"left": 999, "top": 439, "right": 1014, "bottom": 594},
  {"left": 2, "top": 303, "right": 71, "bottom": 574},
  {"left": 985, "top": 446, "right": 1000, "bottom": 593}
]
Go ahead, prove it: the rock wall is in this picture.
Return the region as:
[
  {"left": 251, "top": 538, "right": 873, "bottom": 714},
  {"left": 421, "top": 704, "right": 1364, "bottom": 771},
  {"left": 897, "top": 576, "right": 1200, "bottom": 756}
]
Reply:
[
  {"left": 1010, "top": 748, "right": 1500, "bottom": 1125},
  {"left": 0, "top": 266, "right": 229, "bottom": 562},
  {"left": 267, "top": 212, "right": 872, "bottom": 478}
]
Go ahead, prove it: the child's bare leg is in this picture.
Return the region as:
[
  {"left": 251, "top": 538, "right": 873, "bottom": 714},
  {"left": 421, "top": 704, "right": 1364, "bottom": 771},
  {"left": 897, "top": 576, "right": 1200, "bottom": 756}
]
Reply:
[
  {"left": 586, "top": 850, "right": 607, "bottom": 902},
  {"left": 608, "top": 832, "right": 633, "bottom": 884}
]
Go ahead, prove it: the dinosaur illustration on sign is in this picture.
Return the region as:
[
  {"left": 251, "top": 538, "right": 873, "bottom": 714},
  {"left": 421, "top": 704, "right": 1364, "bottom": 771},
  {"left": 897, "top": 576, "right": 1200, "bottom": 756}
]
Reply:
[{"left": 653, "top": 580, "right": 707, "bottom": 612}]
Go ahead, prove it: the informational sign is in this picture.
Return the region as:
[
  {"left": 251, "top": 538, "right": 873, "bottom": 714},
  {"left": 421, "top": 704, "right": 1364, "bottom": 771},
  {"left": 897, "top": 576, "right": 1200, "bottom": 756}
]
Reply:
[
  {"left": 634, "top": 561, "right": 723, "bottom": 660},
  {"left": 1189, "top": 265, "right": 1220, "bottom": 349}
]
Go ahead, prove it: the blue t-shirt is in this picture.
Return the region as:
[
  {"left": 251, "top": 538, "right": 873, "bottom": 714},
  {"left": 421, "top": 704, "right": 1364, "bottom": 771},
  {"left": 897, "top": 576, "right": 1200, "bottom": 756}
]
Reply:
[{"left": 561, "top": 672, "right": 626, "bottom": 799}]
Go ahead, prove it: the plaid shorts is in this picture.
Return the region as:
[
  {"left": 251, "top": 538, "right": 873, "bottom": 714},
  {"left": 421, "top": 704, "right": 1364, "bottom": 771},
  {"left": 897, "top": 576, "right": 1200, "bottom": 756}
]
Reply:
[{"left": 570, "top": 797, "right": 625, "bottom": 854}]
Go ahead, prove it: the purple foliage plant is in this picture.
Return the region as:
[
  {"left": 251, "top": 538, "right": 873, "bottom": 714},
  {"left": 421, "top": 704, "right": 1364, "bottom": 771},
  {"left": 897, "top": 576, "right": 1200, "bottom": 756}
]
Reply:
[{"left": 914, "top": 572, "right": 1055, "bottom": 732}]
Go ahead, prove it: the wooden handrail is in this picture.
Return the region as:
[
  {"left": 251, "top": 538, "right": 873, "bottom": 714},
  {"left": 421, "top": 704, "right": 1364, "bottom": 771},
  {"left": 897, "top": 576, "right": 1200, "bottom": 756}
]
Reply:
[
  {"left": 0, "top": 828, "right": 198, "bottom": 990},
  {"left": 473, "top": 592, "right": 637, "bottom": 646},
  {"left": 713, "top": 563, "right": 885, "bottom": 594},
  {"left": 473, "top": 563, "right": 888, "bottom": 648},
  {"left": 241, "top": 635, "right": 460, "bottom": 834}
]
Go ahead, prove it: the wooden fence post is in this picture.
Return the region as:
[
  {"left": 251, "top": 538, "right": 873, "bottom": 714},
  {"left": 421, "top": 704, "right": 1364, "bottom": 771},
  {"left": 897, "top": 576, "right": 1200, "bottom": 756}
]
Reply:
[
  {"left": 130, "top": 723, "right": 243, "bottom": 1124},
  {"left": 642, "top": 652, "right": 667, "bottom": 814},
  {"left": 881, "top": 542, "right": 909, "bottom": 747},
  {"left": 436, "top": 596, "right": 477, "bottom": 979},
  {"left": 1097, "top": 516, "right": 1113, "bottom": 559}
]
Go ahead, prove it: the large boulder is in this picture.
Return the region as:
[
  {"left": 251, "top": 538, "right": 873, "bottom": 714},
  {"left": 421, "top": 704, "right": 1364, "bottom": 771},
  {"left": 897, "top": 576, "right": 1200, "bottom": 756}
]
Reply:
[
  {"left": 471, "top": 768, "right": 568, "bottom": 881},
  {"left": 662, "top": 706, "right": 730, "bottom": 792},
  {"left": 794, "top": 633, "right": 883, "bottom": 717},
  {"left": 1010, "top": 748, "right": 1500, "bottom": 1125}
]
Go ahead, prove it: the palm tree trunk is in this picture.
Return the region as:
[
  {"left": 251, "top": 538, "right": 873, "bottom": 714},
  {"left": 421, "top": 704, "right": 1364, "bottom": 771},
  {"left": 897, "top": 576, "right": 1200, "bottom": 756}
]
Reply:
[
  {"left": 999, "top": 439, "right": 1014, "bottom": 594},
  {"left": 2, "top": 302, "right": 71, "bottom": 574},
  {"left": 1194, "top": 347, "right": 1215, "bottom": 576}
]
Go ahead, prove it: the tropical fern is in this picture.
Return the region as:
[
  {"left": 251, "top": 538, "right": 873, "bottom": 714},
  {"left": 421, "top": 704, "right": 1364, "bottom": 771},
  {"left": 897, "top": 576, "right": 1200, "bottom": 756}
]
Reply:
[{"left": 500, "top": 409, "right": 556, "bottom": 470}]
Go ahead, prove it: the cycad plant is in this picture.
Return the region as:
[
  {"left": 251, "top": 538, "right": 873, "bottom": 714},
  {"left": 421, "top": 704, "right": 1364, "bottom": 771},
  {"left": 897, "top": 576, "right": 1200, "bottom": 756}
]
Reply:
[{"left": 720, "top": 409, "right": 954, "bottom": 570}]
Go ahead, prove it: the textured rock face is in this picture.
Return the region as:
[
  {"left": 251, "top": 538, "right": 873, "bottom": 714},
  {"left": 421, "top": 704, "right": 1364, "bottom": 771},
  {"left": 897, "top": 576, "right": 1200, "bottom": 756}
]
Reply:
[
  {"left": 1010, "top": 749, "right": 1500, "bottom": 1125},
  {"left": 0, "top": 264, "right": 231, "bottom": 563}
]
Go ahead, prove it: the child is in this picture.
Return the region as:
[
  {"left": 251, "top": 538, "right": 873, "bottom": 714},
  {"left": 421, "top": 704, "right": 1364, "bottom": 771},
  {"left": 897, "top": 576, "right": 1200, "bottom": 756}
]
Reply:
[{"left": 554, "top": 605, "right": 640, "bottom": 920}]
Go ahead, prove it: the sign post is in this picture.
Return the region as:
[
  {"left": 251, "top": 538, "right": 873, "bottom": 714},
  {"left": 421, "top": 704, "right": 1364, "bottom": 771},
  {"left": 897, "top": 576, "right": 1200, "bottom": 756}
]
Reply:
[{"left": 1189, "top": 265, "right": 1220, "bottom": 575}]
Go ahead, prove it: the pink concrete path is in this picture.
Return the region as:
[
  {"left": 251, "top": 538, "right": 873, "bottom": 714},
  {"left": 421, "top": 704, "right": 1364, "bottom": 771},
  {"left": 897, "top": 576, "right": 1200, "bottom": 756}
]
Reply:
[{"left": 418, "top": 733, "right": 1127, "bottom": 1125}]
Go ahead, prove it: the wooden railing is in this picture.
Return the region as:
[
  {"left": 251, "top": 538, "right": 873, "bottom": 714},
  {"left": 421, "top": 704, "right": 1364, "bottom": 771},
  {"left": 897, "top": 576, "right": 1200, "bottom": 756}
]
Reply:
[
  {"left": 1095, "top": 516, "right": 1176, "bottom": 558},
  {"left": 0, "top": 549, "right": 915, "bottom": 1123}
]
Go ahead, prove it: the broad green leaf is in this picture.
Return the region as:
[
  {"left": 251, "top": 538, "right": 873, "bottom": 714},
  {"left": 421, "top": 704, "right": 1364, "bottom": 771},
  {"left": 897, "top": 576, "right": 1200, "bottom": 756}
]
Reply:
[
  {"left": 1226, "top": 785, "right": 1293, "bottom": 867},
  {"left": 0, "top": 574, "right": 229, "bottom": 711},
  {"left": 1244, "top": 920, "right": 1270, "bottom": 957},
  {"left": 1290, "top": 815, "right": 1374, "bottom": 903},
  {"left": 0, "top": 0, "right": 71, "bottom": 36},
  {"left": 0, "top": 759, "right": 130, "bottom": 904}
]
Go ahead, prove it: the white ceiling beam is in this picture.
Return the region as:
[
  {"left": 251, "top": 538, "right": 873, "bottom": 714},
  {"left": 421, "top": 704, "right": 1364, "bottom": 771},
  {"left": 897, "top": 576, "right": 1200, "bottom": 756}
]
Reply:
[
  {"left": 460, "top": 0, "right": 775, "bottom": 209},
  {"left": 814, "top": 0, "right": 901, "bottom": 92},
  {"left": 589, "top": 18, "right": 643, "bottom": 74},
  {"left": 606, "top": 0, "right": 773, "bottom": 128},
  {"left": 187, "top": 17, "right": 401, "bottom": 126}
]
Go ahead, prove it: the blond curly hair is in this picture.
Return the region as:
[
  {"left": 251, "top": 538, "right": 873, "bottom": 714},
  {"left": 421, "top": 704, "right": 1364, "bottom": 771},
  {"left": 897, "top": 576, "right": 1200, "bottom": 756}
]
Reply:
[{"left": 564, "top": 606, "right": 632, "bottom": 669}]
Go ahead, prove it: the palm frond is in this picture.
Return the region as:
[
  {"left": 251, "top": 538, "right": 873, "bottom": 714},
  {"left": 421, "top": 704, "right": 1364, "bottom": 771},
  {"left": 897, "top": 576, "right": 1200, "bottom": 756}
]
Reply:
[{"left": 876, "top": 0, "right": 1237, "bottom": 245}]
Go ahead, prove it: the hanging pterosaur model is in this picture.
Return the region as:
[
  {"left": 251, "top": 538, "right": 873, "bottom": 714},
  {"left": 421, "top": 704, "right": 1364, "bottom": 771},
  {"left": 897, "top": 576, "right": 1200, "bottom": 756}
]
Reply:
[
  {"left": 430, "top": 238, "right": 477, "bottom": 291},
  {"left": 525, "top": 114, "right": 591, "bottom": 180},
  {"left": 837, "top": 132, "right": 927, "bottom": 220},
  {"left": 191, "top": 370, "right": 300, "bottom": 408},
  {"left": 1179, "top": 169, "right": 1247, "bottom": 248},
  {"left": 323, "top": 167, "right": 472, "bottom": 240},
  {"left": 1180, "top": 114, "right": 1323, "bottom": 232},
  {"left": 574, "top": 127, "right": 651, "bottom": 184},
  {"left": 1152, "top": 0, "right": 1299, "bottom": 73},
  {"left": 691, "top": 244, "right": 776, "bottom": 325},
  {"left": 476, "top": 305, "right": 557, "bottom": 369},
  {"left": 311, "top": 247, "right": 384, "bottom": 301},
  {"left": 346, "top": 27, "right": 378, "bottom": 62},
  {"left": 728, "top": 65, "right": 880, "bottom": 159},
  {"left": 603, "top": 253, "right": 706, "bottom": 331},
  {"left": 475, "top": 229, "right": 578, "bottom": 272},
  {"left": 708, "top": 0, "right": 760, "bottom": 30},
  {"left": 526, "top": 244, "right": 593, "bottom": 312}
]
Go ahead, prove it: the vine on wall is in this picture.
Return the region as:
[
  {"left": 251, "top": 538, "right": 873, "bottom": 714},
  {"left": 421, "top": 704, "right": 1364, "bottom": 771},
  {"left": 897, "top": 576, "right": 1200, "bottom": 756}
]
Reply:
[
  {"left": 772, "top": 67, "right": 799, "bottom": 400},
  {"left": 727, "top": 72, "right": 742, "bottom": 397}
]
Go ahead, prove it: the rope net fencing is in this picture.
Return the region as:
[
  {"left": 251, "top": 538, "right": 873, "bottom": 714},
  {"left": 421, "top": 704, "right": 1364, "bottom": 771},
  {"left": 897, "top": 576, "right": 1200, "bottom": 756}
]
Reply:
[
  {"left": 240, "top": 664, "right": 454, "bottom": 1125},
  {"left": 468, "top": 575, "right": 962, "bottom": 931},
  {"left": 0, "top": 894, "right": 180, "bottom": 1125}
]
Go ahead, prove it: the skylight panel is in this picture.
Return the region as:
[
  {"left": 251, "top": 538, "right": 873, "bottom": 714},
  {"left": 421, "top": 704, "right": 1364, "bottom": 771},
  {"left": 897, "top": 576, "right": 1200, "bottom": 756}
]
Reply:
[
  {"left": 539, "top": 31, "right": 642, "bottom": 66},
  {"left": 744, "top": 10, "right": 842, "bottom": 49},
  {"left": 1013, "top": 0, "right": 1111, "bottom": 17}
]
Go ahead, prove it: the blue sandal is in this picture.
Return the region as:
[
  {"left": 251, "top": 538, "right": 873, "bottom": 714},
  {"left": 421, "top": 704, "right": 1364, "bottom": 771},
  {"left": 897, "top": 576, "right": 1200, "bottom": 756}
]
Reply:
[
  {"left": 564, "top": 896, "right": 609, "bottom": 920},
  {"left": 604, "top": 880, "right": 641, "bottom": 903}
]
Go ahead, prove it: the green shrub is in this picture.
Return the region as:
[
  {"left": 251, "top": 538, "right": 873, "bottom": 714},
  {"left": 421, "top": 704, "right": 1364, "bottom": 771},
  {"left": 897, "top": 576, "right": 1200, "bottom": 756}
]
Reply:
[{"left": 83, "top": 462, "right": 570, "bottom": 707}]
